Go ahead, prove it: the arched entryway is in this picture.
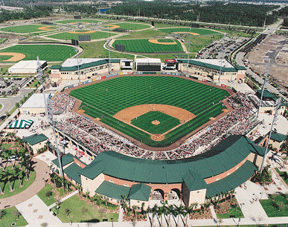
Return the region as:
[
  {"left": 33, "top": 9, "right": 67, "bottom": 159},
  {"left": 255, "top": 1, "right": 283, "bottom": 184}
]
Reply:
[
  {"left": 169, "top": 188, "right": 181, "bottom": 200},
  {"left": 152, "top": 189, "right": 164, "bottom": 200}
]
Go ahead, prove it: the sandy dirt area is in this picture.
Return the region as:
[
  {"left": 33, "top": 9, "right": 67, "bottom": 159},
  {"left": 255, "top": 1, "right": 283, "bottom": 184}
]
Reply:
[
  {"left": 148, "top": 39, "right": 177, "bottom": 45},
  {"left": 173, "top": 32, "right": 200, "bottom": 35},
  {"left": 68, "top": 31, "right": 96, "bottom": 34},
  {"left": 106, "top": 25, "right": 121, "bottom": 29},
  {"left": 38, "top": 26, "right": 54, "bottom": 31},
  {"left": 0, "top": 52, "right": 25, "bottom": 61}
]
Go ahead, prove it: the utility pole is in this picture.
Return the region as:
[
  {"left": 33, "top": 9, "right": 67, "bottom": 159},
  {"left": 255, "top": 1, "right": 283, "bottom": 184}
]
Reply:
[
  {"left": 37, "top": 57, "right": 64, "bottom": 178},
  {"left": 260, "top": 97, "right": 282, "bottom": 173},
  {"left": 74, "top": 43, "right": 80, "bottom": 83},
  {"left": 257, "top": 58, "right": 270, "bottom": 118}
]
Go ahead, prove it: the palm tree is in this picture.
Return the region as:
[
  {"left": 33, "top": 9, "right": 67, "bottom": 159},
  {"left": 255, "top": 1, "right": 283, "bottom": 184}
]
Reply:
[
  {"left": 0, "top": 150, "right": 4, "bottom": 168},
  {"left": 3, "top": 169, "right": 14, "bottom": 192},
  {"left": 14, "top": 166, "right": 24, "bottom": 187},
  {"left": 151, "top": 204, "right": 158, "bottom": 224},
  {"left": 0, "top": 171, "right": 5, "bottom": 194},
  {"left": 3, "top": 149, "right": 12, "bottom": 170}
]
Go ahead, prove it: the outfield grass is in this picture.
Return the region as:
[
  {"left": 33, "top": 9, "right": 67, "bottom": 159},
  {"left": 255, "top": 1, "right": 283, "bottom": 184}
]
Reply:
[
  {"left": 260, "top": 194, "right": 288, "bottom": 217},
  {"left": 0, "top": 165, "right": 36, "bottom": 199},
  {"left": 112, "top": 39, "right": 183, "bottom": 53},
  {"left": 55, "top": 19, "right": 100, "bottom": 24},
  {"left": 47, "top": 30, "right": 115, "bottom": 41},
  {"left": 131, "top": 111, "right": 180, "bottom": 134},
  {"left": 70, "top": 76, "right": 229, "bottom": 147},
  {"left": 0, "top": 55, "right": 11, "bottom": 61},
  {"left": 55, "top": 195, "right": 118, "bottom": 223},
  {"left": 159, "top": 27, "right": 222, "bottom": 35},
  {"left": 119, "top": 29, "right": 166, "bottom": 39},
  {"left": 0, "top": 44, "right": 76, "bottom": 62},
  {"left": 0, "top": 24, "right": 53, "bottom": 33},
  {"left": 0, "top": 206, "right": 28, "bottom": 226},
  {"left": 37, "top": 184, "right": 57, "bottom": 206},
  {"left": 107, "top": 22, "right": 150, "bottom": 30}
]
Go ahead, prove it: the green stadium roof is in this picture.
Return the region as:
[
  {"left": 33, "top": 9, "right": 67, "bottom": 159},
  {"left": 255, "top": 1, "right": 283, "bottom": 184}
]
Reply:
[
  {"left": 22, "top": 133, "right": 48, "bottom": 146},
  {"left": 206, "top": 160, "right": 256, "bottom": 197},
  {"left": 177, "top": 59, "right": 238, "bottom": 72},
  {"left": 270, "top": 132, "right": 287, "bottom": 142},
  {"left": 95, "top": 181, "right": 130, "bottom": 200},
  {"left": 128, "top": 183, "right": 151, "bottom": 201},
  {"left": 64, "top": 163, "right": 82, "bottom": 184},
  {"left": 235, "top": 65, "right": 247, "bottom": 70},
  {"left": 79, "top": 135, "right": 264, "bottom": 184},
  {"left": 183, "top": 169, "right": 207, "bottom": 191},
  {"left": 59, "top": 59, "right": 121, "bottom": 72},
  {"left": 52, "top": 153, "right": 74, "bottom": 168},
  {"left": 257, "top": 89, "right": 276, "bottom": 99},
  {"left": 50, "top": 65, "right": 61, "bottom": 69}
]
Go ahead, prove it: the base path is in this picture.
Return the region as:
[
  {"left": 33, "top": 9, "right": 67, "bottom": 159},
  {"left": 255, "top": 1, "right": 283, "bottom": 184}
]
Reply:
[
  {"left": 68, "top": 30, "right": 96, "bottom": 34},
  {"left": 114, "top": 104, "right": 196, "bottom": 124},
  {"left": 106, "top": 24, "right": 121, "bottom": 29},
  {"left": 0, "top": 52, "right": 25, "bottom": 61},
  {"left": 38, "top": 26, "right": 54, "bottom": 31},
  {"left": 0, "top": 158, "right": 49, "bottom": 209},
  {"left": 173, "top": 32, "right": 200, "bottom": 35},
  {"left": 148, "top": 39, "right": 177, "bottom": 45}
]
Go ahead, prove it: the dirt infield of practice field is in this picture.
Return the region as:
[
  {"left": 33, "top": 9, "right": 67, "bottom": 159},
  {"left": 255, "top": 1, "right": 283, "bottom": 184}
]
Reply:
[
  {"left": 67, "top": 74, "right": 234, "bottom": 151},
  {"left": 68, "top": 30, "right": 96, "bottom": 34},
  {"left": 114, "top": 104, "right": 195, "bottom": 124},
  {"left": 148, "top": 39, "right": 177, "bottom": 45},
  {"left": 106, "top": 24, "right": 121, "bottom": 29},
  {"left": 173, "top": 32, "right": 200, "bottom": 35},
  {"left": 0, "top": 52, "right": 26, "bottom": 61},
  {"left": 38, "top": 26, "right": 54, "bottom": 31}
]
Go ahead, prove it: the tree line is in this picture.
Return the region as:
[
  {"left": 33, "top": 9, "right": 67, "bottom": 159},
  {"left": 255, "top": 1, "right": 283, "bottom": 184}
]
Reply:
[
  {"left": 109, "top": 1, "right": 278, "bottom": 27},
  {"left": 0, "top": 6, "right": 53, "bottom": 23}
]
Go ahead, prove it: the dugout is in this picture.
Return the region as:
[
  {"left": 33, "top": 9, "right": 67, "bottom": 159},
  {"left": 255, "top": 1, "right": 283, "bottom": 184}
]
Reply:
[
  {"left": 121, "top": 59, "right": 133, "bottom": 70},
  {"left": 135, "top": 58, "right": 161, "bottom": 71}
]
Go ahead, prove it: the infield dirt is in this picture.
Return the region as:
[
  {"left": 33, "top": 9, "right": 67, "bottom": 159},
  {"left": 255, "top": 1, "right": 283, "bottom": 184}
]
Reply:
[{"left": 0, "top": 52, "right": 26, "bottom": 61}]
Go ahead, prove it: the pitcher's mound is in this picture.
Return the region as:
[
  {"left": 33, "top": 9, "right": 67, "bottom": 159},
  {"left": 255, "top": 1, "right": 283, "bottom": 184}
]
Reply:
[
  {"left": 151, "top": 134, "right": 165, "bottom": 141},
  {"left": 151, "top": 120, "right": 160, "bottom": 125}
]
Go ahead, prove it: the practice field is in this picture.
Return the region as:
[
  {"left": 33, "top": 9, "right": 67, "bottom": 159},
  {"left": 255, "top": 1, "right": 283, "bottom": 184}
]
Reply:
[
  {"left": 0, "top": 44, "right": 76, "bottom": 62},
  {"left": 112, "top": 39, "right": 183, "bottom": 53},
  {"left": 0, "top": 24, "right": 55, "bottom": 33},
  {"left": 55, "top": 19, "right": 100, "bottom": 24},
  {"left": 106, "top": 22, "right": 151, "bottom": 30},
  {"left": 159, "top": 27, "right": 222, "bottom": 35},
  {"left": 69, "top": 76, "right": 230, "bottom": 147},
  {"left": 47, "top": 30, "right": 114, "bottom": 40}
]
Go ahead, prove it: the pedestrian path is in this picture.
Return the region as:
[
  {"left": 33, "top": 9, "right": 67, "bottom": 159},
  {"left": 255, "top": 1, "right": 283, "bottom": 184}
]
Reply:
[
  {"left": 48, "top": 190, "right": 78, "bottom": 209},
  {"left": 209, "top": 205, "right": 217, "bottom": 220},
  {"left": 0, "top": 158, "right": 49, "bottom": 209},
  {"left": 16, "top": 195, "right": 63, "bottom": 227}
]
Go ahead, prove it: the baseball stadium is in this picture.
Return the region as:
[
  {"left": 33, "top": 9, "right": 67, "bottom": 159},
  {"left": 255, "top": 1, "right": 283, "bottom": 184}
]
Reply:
[{"left": 50, "top": 72, "right": 264, "bottom": 208}]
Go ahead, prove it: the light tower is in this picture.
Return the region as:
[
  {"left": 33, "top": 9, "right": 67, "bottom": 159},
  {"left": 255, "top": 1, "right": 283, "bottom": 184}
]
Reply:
[
  {"left": 74, "top": 43, "right": 81, "bottom": 83},
  {"left": 260, "top": 97, "right": 282, "bottom": 173},
  {"left": 257, "top": 58, "right": 270, "bottom": 118},
  {"left": 37, "top": 57, "right": 64, "bottom": 178},
  {"left": 218, "top": 34, "right": 226, "bottom": 84},
  {"left": 186, "top": 27, "right": 192, "bottom": 75}
]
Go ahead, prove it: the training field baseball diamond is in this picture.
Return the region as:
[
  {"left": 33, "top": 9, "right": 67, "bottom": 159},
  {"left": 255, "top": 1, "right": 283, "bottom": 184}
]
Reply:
[{"left": 68, "top": 75, "right": 232, "bottom": 148}]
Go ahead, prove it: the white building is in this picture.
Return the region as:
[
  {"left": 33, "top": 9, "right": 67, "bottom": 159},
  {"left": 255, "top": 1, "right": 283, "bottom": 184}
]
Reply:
[
  {"left": 19, "top": 93, "right": 52, "bottom": 115},
  {"left": 8, "top": 60, "right": 47, "bottom": 75},
  {"left": 135, "top": 58, "right": 162, "bottom": 71},
  {"left": 50, "top": 58, "right": 123, "bottom": 83}
]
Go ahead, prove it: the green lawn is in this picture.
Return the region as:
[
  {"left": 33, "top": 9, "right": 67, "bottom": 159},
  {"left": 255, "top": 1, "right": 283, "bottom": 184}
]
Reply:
[
  {"left": 107, "top": 22, "right": 151, "bottom": 30},
  {"left": 0, "top": 206, "right": 28, "bottom": 226},
  {"left": 28, "top": 79, "right": 39, "bottom": 88},
  {"left": 276, "top": 168, "right": 288, "bottom": 185},
  {"left": 119, "top": 29, "right": 166, "bottom": 39},
  {"left": 55, "top": 19, "right": 100, "bottom": 24},
  {"left": 47, "top": 30, "right": 115, "bottom": 41},
  {"left": 1, "top": 143, "right": 12, "bottom": 149},
  {"left": 0, "top": 165, "right": 36, "bottom": 199},
  {"left": 0, "top": 24, "right": 53, "bottom": 33},
  {"left": 216, "top": 204, "right": 244, "bottom": 219},
  {"left": 0, "top": 38, "right": 7, "bottom": 44},
  {"left": 37, "top": 184, "right": 57, "bottom": 206},
  {"left": 0, "top": 55, "right": 12, "bottom": 61},
  {"left": 55, "top": 195, "right": 118, "bottom": 223},
  {"left": 260, "top": 194, "right": 288, "bottom": 217},
  {"left": 80, "top": 41, "right": 134, "bottom": 59},
  {"left": 70, "top": 76, "right": 229, "bottom": 147},
  {"left": 112, "top": 39, "right": 183, "bottom": 53},
  {"left": 159, "top": 27, "right": 222, "bottom": 35},
  {"left": 0, "top": 44, "right": 76, "bottom": 62},
  {"left": 131, "top": 111, "right": 180, "bottom": 134}
]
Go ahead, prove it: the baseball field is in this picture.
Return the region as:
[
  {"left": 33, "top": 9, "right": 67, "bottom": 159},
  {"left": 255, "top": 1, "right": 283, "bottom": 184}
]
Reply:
[
  {"left": 47, "top": 30, "right": 115, "bottom": 41},
  {"left": 0, "top": 24, "right": 55, "bottom": 33},
  {"left": 55, "top": 19, "right": 100, "bottom": 24},
  {"left": 159, "top": 27, "right": 222, "bottom": 35},
  {"left": 112, "top": 39, "right": 183, "bottom": 53},
  {"left": 106, "top": 22, "right": 151, "bottom": 30},
  {"left": 69, "top": 76, "right": 230, "bottom": 147},
  {"left": 0, "top": 44, "right": 76, "bottom": 62}
]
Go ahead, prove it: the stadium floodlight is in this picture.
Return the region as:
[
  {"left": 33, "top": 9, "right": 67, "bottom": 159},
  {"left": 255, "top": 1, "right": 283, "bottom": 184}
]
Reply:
[
  {"left": 218, "top": 34, "right": 226, "bottom": 84},
  {"left": 74, "top": 44, "right": 80, "bottom": 83},
  {"left": 260, "top": 97, "right": 282, "bottom": 173},
  {"left": 186, "top": 27, "right": 192, "bottom": 75},
  {"left": 37, "top": 56, "right": 64, "bottom": 178},
  {"left": 257, "top": 58, "right": 270, "bottom": 118}
]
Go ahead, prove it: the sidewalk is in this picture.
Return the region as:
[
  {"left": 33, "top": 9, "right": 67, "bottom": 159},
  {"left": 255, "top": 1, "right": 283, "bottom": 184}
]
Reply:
[{"left": 0, "top": 158, "right": 49, "bottom": 209}]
